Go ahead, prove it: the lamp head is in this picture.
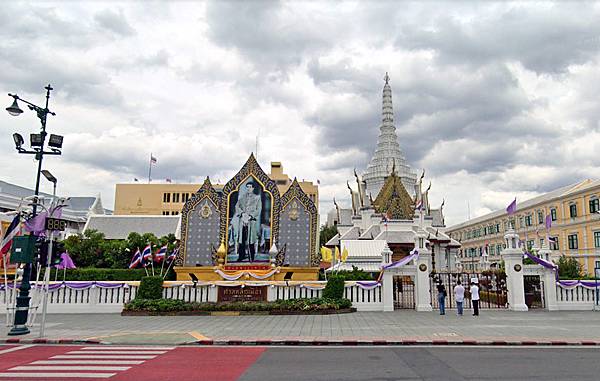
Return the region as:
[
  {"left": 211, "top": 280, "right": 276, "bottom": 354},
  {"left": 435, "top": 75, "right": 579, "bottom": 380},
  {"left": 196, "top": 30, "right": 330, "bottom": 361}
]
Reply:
[
  {"left": 30, "top": 133, "right": 43, "bottom": 147},
  {"left": 6, "top": 98, "right": 23, "bottom": 116},
  {"left": 48, "top": 134, "right": 63, "bottom": 149},
  {"left": 41, "top": 169, "right": 57, "bottom": 184},
  {"left": 12, "top": 133, "right": 24, "bottom": 150}
]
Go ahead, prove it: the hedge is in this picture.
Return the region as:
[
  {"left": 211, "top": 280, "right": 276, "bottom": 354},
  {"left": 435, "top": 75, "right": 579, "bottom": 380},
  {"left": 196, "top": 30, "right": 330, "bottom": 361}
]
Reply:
[
  {"left": 322, "top": 274, "right": 345, "bottom": 299},
  {"left": 37, "top": 268, "right": 176, "bottom": 281},
  {"left": 137, "top": 276, "right": 164, "bottom": 300},
  {"left": 124, "top": 297, "right": 353, "bottom": 313}
]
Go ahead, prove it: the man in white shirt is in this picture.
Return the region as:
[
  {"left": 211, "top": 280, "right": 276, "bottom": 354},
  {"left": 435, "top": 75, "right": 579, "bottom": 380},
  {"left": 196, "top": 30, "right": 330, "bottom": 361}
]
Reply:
[
  {"left": 453, "top": 280, "right": 465, "bottom": 316},
  {"left": 470, "top": 281, "right": 480, "bottom": 316}
]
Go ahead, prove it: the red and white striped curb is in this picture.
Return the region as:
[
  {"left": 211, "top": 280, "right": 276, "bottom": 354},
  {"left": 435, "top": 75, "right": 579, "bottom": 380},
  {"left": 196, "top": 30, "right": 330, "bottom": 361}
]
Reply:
[
  {"left": 191, "top": 339, "right": 600, "bottom": 346},
  {"left": 0, "top": 338, "right": 102, "bottom": 345}
]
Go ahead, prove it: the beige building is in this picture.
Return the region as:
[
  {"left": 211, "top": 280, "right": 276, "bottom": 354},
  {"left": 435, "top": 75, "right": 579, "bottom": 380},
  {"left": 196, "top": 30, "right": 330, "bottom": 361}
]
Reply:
[
  {"left": 446, "top": 179, "right": 600, "bottom": 274},
  {"left": 114, "top": 162, "right": 318, "bottom": 216}
]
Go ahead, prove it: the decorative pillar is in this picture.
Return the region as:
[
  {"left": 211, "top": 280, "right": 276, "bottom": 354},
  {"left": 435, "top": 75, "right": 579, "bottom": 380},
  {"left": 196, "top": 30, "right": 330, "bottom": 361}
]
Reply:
[
  {"left": 538, "top": 243, "right": 559, "bottom": 311},
  {"left": 414, "top": 229, "right": 432, "bottom": 312},
  {"left": 501, "top": 228, "right": 528, "bottom": 311},
  {"left": 381, "top": 243, "right": 394, "bottom": 312}
]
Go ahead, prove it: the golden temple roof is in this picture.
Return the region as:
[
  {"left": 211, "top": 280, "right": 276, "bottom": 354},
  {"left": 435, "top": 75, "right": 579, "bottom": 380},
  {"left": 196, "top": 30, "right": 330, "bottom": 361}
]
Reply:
[{"left": 372, "top": 170, "right": 415, "bottom": 219}]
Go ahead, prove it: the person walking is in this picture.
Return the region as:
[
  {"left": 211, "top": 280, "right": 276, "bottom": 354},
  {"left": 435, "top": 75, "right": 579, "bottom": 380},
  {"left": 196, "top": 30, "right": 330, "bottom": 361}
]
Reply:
[
  {"left": 454, "top": 280, "right": 465, "bottom": 316},
  {"left": 437, "top": 283, "right": 447, "bottom": 315},
  {"left": 470, "top": 280, "right": 480, "bottom": 316}
]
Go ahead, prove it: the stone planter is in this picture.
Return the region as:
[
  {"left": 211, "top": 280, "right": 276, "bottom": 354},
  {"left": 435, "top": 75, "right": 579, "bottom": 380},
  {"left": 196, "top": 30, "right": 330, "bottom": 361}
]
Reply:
[{"left": 121, "top": 308, "right": 356, "bottom": 316}]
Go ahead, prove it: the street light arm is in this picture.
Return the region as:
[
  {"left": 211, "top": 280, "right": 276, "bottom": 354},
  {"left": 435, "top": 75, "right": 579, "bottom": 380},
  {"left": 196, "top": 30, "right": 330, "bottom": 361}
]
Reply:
[{"left": 8, "top": 93, "right": 55, "bottom": 116}]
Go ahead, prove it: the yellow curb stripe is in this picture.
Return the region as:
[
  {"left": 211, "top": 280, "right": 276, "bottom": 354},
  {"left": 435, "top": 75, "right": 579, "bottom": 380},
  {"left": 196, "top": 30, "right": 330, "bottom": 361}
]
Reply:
[{"left": 188, "top": 331, "right": 210, "bottom": 341}]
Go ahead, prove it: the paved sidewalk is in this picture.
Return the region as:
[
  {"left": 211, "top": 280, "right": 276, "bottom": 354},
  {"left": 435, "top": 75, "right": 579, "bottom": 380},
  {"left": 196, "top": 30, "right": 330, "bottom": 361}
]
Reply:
[{"left": 1, "top": 310, "right": 599, "bottom": 345}]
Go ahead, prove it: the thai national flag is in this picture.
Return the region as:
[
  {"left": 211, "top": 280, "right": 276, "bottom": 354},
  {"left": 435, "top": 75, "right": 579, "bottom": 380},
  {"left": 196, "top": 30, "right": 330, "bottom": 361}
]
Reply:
[
  {"left": 167, "top": 247, "right": 179, "bottom": 263},
  {"left": 128, "top": 249, "right": 142, "bottom": 269},
  {"left": 155, "top": 245, "right": 167, "bottom": 262},
  {"left": 141, "top": 244, "right": 152, "bottom": 266},
  {"left": 415, "top": 198, "right": 423, "bottom": 210},
  {"left": 1, "top": 214, "right": 20, "bottom": 257}
]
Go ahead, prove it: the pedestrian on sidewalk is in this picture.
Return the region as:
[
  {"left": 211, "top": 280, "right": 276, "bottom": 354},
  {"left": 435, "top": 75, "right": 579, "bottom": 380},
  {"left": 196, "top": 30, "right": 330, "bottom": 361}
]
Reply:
[
  {"left": 470, "top": 280, "right": 480, "bottom": 316},
  {"left": 454, "top": 280, "right": 465, "bottom": 316},
  {"left": 437, "top": 283, "right": 447, "bottom": 315}
]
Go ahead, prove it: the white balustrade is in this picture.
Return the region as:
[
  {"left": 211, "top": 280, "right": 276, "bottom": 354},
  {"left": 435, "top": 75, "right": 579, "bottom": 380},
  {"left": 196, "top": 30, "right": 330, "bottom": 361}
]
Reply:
[
  {"left": 556, "top": 284, "right": 599, "bottom": 310},
  {"left": 0, "top": 281, "right": 385, "bottom": 314}
]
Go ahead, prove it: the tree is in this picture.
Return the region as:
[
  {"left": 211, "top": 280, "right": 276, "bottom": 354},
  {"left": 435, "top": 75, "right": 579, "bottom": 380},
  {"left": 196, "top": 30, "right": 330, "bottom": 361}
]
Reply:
[
  {"left": 557, "top": 255, "right": 583, "bottom": 279},
  {"left": 319, "top": 225, "right": 338, "bottom": 247},
  {"left": 63, "top": 229, "right": 106, "bottom": 268}
]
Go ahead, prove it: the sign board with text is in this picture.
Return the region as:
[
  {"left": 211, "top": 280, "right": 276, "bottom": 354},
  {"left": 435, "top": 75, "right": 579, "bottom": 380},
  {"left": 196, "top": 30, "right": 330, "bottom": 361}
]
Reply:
[{"left": 217, "top": 286, "right": 267, "bottom": 303}]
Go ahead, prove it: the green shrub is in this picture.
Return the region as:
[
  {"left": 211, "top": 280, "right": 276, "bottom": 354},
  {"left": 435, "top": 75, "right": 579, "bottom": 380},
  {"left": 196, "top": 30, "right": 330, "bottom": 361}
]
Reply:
[
  {"left": 558, "top": 255, "right": 583, "bottom": 279},
  {"left": 326, "top": 266, "right": 375, "bottom": 281},
  {"left": 137, "top": 276, "right": 163, "bottom": 300},
  {"left": 322, "top": 274, "right": 345, "bottom": 300},
  {"left": 38, "top": 268, "right": 150, "bottom": 281},
  {"left": 124, "top": 297, "right": 353, "bottom": 312}
]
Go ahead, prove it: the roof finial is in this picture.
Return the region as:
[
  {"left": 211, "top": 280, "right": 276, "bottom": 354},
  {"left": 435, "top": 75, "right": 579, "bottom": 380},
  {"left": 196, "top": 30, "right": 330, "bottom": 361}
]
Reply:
[{"left": 384, "top": 72, "right": 390, "bottom": 84}]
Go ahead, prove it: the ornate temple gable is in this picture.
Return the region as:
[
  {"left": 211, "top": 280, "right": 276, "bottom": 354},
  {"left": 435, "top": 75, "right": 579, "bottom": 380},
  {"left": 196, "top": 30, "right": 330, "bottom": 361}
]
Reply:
[
  {"left": 280, "top": 178, "right": 319, "bottom": 266},
  {"left": 178, "top": 177, "right": 222, "bottom": 266},
  {"left": 219, "top": 153, "right": 282, "bottom": 246},
  {"left": 373, "top": 171, "right": 415, "bottom": 220}
]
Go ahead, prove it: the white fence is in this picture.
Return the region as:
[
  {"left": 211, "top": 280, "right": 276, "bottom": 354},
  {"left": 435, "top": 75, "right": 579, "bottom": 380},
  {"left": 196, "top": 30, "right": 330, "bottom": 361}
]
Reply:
[
  {"left": 556, "top": 284, "right": 599, "bottom": 311},
  {"left": 0, "top": 281, "right": 383, "bottom": 314}
]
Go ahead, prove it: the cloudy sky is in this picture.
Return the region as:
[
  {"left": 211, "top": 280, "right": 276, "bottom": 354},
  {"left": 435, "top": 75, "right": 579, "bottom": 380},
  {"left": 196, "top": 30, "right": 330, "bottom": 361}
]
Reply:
[{"left": 1, "top": 1, "right": 599, "bottom": 226}]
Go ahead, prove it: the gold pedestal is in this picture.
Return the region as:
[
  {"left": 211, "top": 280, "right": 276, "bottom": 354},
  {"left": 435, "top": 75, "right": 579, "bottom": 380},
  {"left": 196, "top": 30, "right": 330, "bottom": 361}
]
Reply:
[{"left": 175, "top": 266, "right": 319, "bottom": 281}]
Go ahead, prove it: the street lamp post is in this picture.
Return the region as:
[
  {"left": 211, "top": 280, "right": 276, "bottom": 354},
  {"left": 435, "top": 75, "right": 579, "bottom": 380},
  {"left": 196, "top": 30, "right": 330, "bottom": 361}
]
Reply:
[{"left": 5, "top": 85, "right": 63, "bottom": 336}]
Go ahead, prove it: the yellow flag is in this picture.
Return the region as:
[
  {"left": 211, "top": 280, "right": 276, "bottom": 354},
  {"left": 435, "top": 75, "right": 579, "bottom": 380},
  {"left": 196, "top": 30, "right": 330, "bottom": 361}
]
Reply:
[
  {"left": 335, "top": 246, "right": 341, "bottom": 261},
  {"left": 320, "top": 246, "right": 332, "bottom": 261},
  {"left": 341, "top": 247, "right": 349, "bottom": 262}
]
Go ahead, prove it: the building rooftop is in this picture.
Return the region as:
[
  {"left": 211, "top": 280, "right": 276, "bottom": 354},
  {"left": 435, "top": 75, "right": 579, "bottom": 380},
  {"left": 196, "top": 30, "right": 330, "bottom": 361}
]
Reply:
[
  {"left": 85, "top": 215, "right": 180, "bottom": 240},
  {"left": 447, "top": 179, "right": 600, "bottom": 231}
]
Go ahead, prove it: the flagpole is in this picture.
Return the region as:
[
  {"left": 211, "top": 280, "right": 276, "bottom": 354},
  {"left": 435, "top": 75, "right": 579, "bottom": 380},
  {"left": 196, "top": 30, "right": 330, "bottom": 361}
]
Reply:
[
  {"left": 163, "top": 258, "right": 175, "bottom": 280},
  {"left": 148, "top": 153, "right": 152, "bottom": 183},
  {"left": 159, "top": 253, "right": 166, "bottom": 278}
]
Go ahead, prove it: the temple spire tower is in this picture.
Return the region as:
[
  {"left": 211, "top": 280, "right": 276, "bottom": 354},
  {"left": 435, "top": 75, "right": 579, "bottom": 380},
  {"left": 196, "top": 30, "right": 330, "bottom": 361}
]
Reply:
[{"left": 363, "top": 73, "right": 417, "bottom": 200}]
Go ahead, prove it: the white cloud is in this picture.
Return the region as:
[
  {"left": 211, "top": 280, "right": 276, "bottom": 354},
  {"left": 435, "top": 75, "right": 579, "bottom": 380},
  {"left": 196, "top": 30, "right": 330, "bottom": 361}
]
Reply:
[{"left": 0, "top": 1, "right": 598, "bottom": 227}]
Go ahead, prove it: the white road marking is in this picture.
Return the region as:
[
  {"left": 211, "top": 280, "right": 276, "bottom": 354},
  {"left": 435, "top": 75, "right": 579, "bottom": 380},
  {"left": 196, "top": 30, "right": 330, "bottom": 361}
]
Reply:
[
  {"left": 0, "top": 372, "right": 116, "bottom": 378},
  {"left": 32, "top": 360, "right": 144, "bottom": 365},
  {"left": 10, "top": 366, "right": 131, "bottom": 371},
  {"left": 52, "top": 354, "right": 157, "bottom": 359},
  {"left": 81, "top": 346, "right": 174, "bottom": 350},
  {"left": 69, "top": 350, "right": 166, "bottom": 355},
  {"left": 0, "top": 345, "right": 35, "bottom": 355}
]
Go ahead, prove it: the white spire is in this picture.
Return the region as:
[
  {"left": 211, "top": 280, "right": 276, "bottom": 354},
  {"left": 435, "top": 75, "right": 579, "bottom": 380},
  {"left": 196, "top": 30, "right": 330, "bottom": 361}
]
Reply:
[{"left": 363, "top": 73, "right": 416, "bottom": 199}]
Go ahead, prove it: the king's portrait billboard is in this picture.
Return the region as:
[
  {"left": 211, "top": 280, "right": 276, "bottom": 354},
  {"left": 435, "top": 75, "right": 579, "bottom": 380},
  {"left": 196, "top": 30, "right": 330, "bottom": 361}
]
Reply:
[{"left": 226, "top": 176, "right": 272, "bottom": 263}]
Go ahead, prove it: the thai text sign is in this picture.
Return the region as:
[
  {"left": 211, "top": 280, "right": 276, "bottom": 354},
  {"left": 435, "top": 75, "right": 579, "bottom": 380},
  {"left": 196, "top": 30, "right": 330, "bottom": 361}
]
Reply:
[{"left": 217, "top": 286, "right": 267, "bottom": 302}]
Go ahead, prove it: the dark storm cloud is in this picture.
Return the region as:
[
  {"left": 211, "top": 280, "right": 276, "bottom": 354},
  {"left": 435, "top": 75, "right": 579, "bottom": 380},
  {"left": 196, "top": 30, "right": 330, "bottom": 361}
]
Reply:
[
  {"left": 94, "top": 9, "right": 135, "bottom": 37},
  {"left": 396, "top": 4, "right": 600, "bottom": 74}
]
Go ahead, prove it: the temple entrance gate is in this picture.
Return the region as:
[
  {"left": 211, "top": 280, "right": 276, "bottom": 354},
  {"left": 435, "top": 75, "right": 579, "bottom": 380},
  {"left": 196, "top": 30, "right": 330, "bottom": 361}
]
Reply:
[
  {"left": 430, "top": 272, "right": 508, "bottom": 309},
  {"left": 393, "top": 276, "right": 415, "bottom": 309}
]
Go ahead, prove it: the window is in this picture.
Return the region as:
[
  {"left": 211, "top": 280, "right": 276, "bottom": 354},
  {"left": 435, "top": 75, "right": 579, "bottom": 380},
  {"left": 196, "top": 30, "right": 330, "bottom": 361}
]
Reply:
[
  {"left": 162, "top": 211, "right": 168, "bottom": 215},
  {"left": 525, "top": 215, "right": 532, "bottom": 226},
  {"left": 551, "top": 208, "right": 557, "bottom": 221},
  {"left": 519, "top": 217, "right": 524, "bottom": 227},
  {"left": 569, "top": 203, "right": 577, "bottom": 218},
  {"left": 540, "top": 238, "right": 544, "bottom": 248},
  {"left": 183, "top": 193, "right": 190, "bottom": 202},
  {"left": 538, "top": 211, "right": 544, "bottom": 224},
  {"left": 568, "top": 234, "right": 578, "bottom": 249},
  {"left": 496, "top": 223, "right": 500, "bottom": 233},
  {"left": 590, "top": 198, "right": 600, "bottom": 214},
  {"left": 173, "top": 193, "right": 180, "bottom": 203},
  {"left": 596, "top": 261, "right": 600, "bottom": 271},
  {"left": 489, "top": 245, "right": 495, "bottom": 255},
  {"left": 483, "top": 227, "right": 488, "bottom": 235},
  {"left": 497, "top": 244, "right": 502, "bottom": 254},
  {"left": 550, "top": 236, "right": 559, "bottom": 250},
  {"left": 527, "top": 240, "right": 534, "bottom": 250},
  {"left": 594, "top": 231, "right": 600, "bottom": 248},
  {"left": 163, "top": 193, "right": 170, "bottom": 203}
]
